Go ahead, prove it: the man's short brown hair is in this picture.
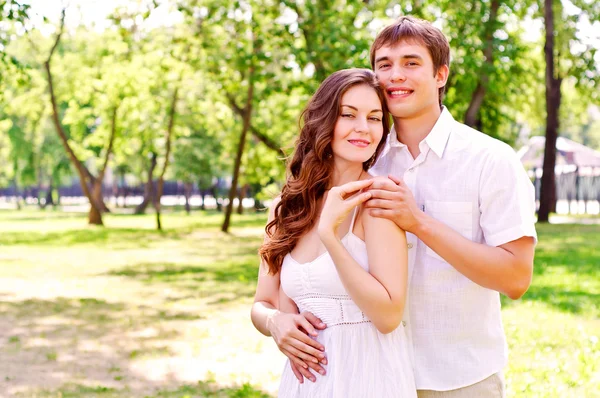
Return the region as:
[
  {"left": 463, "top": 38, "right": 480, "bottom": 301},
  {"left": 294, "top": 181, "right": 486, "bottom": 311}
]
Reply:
[{"left": 370, "top": 16, "right": 450, "bottom": 107}]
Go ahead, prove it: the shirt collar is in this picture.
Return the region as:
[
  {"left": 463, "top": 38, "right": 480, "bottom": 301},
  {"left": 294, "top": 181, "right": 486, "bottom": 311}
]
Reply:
[
  {"left": 382, "top": 106, "right": 454, "bottom": 159},
  {"left": 425, "top": 106, "right": 453, "bottom": 159}
]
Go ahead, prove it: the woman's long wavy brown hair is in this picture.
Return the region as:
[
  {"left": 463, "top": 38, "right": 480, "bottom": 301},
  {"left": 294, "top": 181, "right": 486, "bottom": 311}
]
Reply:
[{"left": 259, "top": 68, "right": 390, "bottom": 275}]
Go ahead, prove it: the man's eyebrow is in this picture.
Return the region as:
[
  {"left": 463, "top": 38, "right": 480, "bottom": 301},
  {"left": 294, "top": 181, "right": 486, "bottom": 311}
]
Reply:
[
  {"left": 402, "top": 54, "right": 423, "bottom": 60},
  {"left": 374, "top": 55, "right": 391, "bottom": 64},
  {"left": 375, "top": 54, "right": 423, "bottom": 63},
  {"left": 341, "top": 105, "right": 383, "bottom": 113}
]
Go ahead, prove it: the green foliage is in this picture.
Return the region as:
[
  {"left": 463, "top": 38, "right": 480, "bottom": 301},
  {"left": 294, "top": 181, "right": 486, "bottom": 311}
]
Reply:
[{"left": 0, "top": 0, "right": 599, "bottom": 204}]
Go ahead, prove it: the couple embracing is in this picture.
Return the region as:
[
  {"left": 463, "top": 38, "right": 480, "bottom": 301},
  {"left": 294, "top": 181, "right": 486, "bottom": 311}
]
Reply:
[{"left": 251, "top": 16, "right": 537, "bottom": 398}]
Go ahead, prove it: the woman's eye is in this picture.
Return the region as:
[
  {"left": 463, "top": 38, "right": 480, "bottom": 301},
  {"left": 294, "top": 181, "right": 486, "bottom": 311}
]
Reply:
[
  {"left": 341, "top": 113, "right": 354, "bottom": 118},
  {"left": 370, "top": 117, "right": 382, "bottom": 121}
]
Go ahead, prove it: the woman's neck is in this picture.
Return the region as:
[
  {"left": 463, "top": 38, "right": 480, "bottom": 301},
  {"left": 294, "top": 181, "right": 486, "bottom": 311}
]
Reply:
[{"left": 329, "top": 160, "right": 364, "bottom": 188}]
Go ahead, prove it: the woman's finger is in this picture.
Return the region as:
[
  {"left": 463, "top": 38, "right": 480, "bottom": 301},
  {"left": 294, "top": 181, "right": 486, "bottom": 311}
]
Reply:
[
  {"left": 285, "top": 342, "right": 323, "bottom": 364},
  {"left": 285, "top": 345, "right": 326, "bottom": 376},
  {"left": 337, "top": 179, "right": 374, "bottom": 196},
  {"left": 289, "top": 327, "right": 325, "bottom": 352},
  {"left": 346, "top": 191, "right": 372, "bottom": 208},
  {"left": 288, "top": 332, "right": 327, "bottom": 360}
]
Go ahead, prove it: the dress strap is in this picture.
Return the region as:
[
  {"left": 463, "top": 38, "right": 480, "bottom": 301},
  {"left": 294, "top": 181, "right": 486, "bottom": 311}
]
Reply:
[{"left": 348, "top": 204, "right": 360, "bottom": 235}]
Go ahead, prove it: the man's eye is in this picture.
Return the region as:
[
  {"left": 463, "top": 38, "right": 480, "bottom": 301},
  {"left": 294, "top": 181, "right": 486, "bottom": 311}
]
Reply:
[{"left": 378, "top": 64, "right": 390, "bottom": 69}]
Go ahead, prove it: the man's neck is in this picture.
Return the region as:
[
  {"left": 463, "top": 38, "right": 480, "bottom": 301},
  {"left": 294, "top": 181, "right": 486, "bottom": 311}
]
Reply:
[{"left": 392, "top": 106, "right": 442, "bottom": 159}]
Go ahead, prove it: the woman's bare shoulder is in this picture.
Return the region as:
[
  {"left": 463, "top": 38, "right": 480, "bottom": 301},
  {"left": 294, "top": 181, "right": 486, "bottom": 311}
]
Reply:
[{"left": 361, "top": 173, "right": 387, "bottom": 182}]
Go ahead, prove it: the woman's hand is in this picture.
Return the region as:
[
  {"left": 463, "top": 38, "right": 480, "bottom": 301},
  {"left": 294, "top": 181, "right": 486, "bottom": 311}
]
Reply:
[
  {"left": 318, "top": 179, "right": 373, "bottom": 241},
  {"left": 267, "top": 311, "right": 328, "bottom": 382}
]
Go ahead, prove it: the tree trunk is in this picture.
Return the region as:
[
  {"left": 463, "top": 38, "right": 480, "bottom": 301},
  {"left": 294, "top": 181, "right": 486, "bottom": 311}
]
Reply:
[
  {"left": 464, "top": 0, "right": 500, "bottom": 127},
  {"left": 184, "top": 182, "right": 192, "bottom": 214},
  {"left": 538, "top": 0, "right": 561, "bottom": 222},
  {"left": 44, "top": 9, "right": 104, "bottom": 225},
  {"left": 200, "top": 192, "right": 206, "bottom": 210},
  {"left": 222, "top": 55, "right": 256, "bottom": 232},
  {"left": 155, "top": 86, "right": 179, "bottom": 230},
  {"left": 91, "top": 180, "right": 108, "bottom": 220},
  {"left": 237, "top": 183, "right": 248, "bottom": 214},
  {"left": 45, "top": 185, "right": 55, "bottom": 208},
  {"left": 135, "top": 152, "right": 157, "bottom": 214}
]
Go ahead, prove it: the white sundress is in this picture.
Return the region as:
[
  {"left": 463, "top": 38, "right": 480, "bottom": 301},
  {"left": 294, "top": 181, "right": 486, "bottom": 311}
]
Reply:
[{"left": 278, "top": 209, "right": 417, "bottom": 398}]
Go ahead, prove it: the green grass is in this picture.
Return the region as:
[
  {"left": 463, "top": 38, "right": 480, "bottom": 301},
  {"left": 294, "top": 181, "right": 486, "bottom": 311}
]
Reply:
[
  {"left": 502, "top": 223, "right": 600, "bottom": 397},
  {"left": 0, "top": 208, "right": 598, "bottom": 397}
]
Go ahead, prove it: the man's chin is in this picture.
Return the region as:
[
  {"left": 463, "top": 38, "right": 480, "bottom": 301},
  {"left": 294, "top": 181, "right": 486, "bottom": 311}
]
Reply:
[{"left": 387, "top": 105, "right": 417, "bottom": 119}]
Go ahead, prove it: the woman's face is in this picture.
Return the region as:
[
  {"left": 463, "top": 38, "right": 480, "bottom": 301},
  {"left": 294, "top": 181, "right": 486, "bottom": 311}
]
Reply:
[{"left": 331, "top": 84, "right": 384, "bottom": 166}]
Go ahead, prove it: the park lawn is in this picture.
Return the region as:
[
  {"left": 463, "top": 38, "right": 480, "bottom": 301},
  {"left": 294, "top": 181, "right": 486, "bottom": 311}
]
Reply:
[{"left": 0, "top": 208, "right": 598, "bottom": 397}]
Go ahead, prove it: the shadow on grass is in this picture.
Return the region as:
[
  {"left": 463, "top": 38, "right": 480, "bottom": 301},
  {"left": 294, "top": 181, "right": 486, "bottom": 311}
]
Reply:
[
  {"left": 0, "top": 296, "right": 209, "bottom": 395},
  {"left": 109, "top": 259, "right": 259, "bottom": 306},
  {"left": 2, "top": 295, "right": 270, "bottom": 397},
  {"left": 14, "top": 380, "right": 273, "bottom": 397},
  {"left": 501, "top": 224, "right": 600, "bottom": 316},
  {"left": 152, "top": 380, "right": 273, "bottom": 397},
  {"left": 506, "top": 286, "right": 600, "bottom": 315},
  {"left": 0, "top": 208, "right": 267, "bottom": 228},
  {"left": 0, "top": 297, "right": 203, "bottom": 333},
  {"left": 0, "top": 212, "right": 267, "bottom": 248},
  {"left": 0, "top": 228, "right": 184, "bottom": 247}
]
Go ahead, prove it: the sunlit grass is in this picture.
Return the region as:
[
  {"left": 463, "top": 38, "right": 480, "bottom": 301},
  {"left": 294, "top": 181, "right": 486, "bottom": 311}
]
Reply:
[{"left": 0, "top": 209, "right": 598, "bottom": 397}]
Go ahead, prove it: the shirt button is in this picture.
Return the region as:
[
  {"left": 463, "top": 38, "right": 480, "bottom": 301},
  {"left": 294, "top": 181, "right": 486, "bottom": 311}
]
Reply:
[
  {"left": 407, "top": 243, "right": 414, "bottom": 249},
  {"left": 402, "top": 321, "right": 407, "bottom": 327}
]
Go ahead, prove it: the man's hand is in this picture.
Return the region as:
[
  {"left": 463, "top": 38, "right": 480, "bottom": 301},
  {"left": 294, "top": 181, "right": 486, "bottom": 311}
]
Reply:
[
  {"left": 364, "top": 175, "right": 422, "bottom": 233},
  {"left": 267, "top": 310, "right": 327, "bottom": 383}
]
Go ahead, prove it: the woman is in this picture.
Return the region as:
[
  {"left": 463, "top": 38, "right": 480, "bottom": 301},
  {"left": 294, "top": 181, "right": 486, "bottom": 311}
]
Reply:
[{"left": 251, "top": 69, "right": 416, "bottom": 397}]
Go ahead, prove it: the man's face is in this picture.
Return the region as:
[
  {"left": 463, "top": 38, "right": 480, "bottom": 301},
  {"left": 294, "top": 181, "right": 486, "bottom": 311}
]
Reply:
[{"left": 373, "top": 40, "right": 447, "bottom": 120}]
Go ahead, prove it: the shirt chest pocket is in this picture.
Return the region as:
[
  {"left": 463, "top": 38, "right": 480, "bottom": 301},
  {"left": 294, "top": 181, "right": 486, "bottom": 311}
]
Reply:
[{"left": 424, "top": 200, "right": 473, "bottom": 262}]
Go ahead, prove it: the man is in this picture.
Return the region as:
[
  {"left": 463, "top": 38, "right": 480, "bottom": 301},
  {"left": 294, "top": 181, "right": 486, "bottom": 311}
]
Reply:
[
  {"left": 363, "top": 16, "right": 537, "bottom": 397},
  {"left": 262, "top": 16, "right": 537, "bottom": 397}
]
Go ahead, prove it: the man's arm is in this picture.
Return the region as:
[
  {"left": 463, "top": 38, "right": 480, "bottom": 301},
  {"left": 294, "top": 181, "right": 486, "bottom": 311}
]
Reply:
[
  {"left": 413, "top": 209, "right": 534, "bottom": 299},
  {"left": 365, "top": 176, "right": 535, "bottom": 300}
]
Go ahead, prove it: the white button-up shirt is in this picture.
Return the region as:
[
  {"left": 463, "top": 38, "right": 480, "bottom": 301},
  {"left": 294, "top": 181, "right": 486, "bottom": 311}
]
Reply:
[{"left": 371, "top": 107, "right": 537, "bottom": 391}]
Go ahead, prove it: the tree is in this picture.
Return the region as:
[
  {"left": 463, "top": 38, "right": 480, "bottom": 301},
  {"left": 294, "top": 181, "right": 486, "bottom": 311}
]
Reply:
[
  {"left": 40, "top": 9, "right": 136, "bottom": 225},
  {"left": 0, "top": 0, "right": 31, "bottom": 100},
  {"left": 537, "top": 0, "right": 599, "bottom": 222}
]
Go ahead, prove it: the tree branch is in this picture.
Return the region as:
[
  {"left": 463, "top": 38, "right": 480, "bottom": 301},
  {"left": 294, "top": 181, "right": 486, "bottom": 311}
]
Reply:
[
  {"left": 226, "top": 93, "right": 286, "bottom": 158},
  {"left": 97, "top": 106, "right": 118, "bottom": 183}
]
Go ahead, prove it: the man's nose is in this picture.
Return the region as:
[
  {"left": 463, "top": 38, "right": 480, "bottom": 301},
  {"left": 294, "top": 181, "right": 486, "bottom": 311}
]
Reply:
[{"left": 390, "top": 66, "right": 406, "bottom": 82}]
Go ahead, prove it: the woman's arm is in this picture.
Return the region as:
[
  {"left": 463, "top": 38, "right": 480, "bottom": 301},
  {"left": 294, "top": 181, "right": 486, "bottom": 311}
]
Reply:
[
  {"left": 318, "top": 180, "right": 409, "bottom": 334},
  {"left": 279, "top": 286, "right": 300, "bottom": 314},
  {"left": 250, "top": 198, "right": 327, "bottom": 382}
]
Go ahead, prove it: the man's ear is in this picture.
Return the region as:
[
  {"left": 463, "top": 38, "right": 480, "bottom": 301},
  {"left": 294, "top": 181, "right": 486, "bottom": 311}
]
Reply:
[{"left": 436, "top": 64, "right": 449, "bottom": 88}]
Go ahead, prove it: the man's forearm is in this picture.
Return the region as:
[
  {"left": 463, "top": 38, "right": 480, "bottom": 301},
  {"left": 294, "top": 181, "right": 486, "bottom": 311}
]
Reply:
[{"left": 413, "top": 212, "right": 533, "bottom": 299}]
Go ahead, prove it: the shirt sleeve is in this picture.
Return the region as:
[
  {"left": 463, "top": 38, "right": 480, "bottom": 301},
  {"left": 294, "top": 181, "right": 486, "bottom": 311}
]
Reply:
[{"left": 479, "top": 143, "right": 538, "bottom": 247}]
